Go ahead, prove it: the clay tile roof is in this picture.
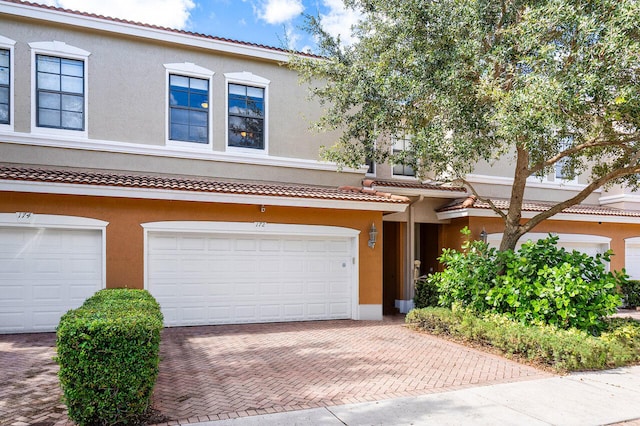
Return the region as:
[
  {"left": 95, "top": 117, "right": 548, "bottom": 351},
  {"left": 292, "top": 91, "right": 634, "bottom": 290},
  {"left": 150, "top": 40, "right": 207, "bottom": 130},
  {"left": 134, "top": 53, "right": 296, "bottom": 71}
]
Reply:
[
  {"left": 338, "top": 184, "right": 411, "bottom": 202},
  {"left": 0, "top": 165, "right": 410, "bottom": 204},
  {"left": 3, "top": 0, "right": 321, "bottom": 59},
  {"left": 437, "top": 197, "right": 640, "bottom": 218},
  {"left": 371, "top": 179, "right": 467, "bottom": 193}
]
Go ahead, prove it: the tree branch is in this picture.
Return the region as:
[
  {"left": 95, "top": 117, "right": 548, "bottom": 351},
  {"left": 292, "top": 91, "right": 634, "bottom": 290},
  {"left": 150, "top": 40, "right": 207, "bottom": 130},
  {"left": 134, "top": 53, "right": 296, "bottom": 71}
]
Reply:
[
  {"left": 521, "top": 160, "right": 640, "bottom": 234},
  {"left": 460, "top": 178, "right": 508, "bottom": 220}
]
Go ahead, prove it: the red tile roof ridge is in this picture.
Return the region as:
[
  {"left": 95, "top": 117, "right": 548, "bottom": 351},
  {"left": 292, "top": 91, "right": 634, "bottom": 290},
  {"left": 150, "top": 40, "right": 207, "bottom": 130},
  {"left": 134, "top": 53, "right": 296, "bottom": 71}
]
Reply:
[
  {"left": 437, "top": 197, "right": 640, "bottom": 217},
  {"left": 2, "top": 0, "right": 321, "bottom": 59},
  {"left": 370, "top": 179, "right": 467, "bottom": 192},
  {"left": 0, "top": 164, "right": 409, "bottom": 204}
]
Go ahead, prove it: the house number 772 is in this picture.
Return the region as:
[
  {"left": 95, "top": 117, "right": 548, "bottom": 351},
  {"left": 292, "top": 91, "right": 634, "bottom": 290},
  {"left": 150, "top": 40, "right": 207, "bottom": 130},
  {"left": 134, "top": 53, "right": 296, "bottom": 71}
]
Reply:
[{"left": 254, "top": 222, "right": 267, "bottom": 228}]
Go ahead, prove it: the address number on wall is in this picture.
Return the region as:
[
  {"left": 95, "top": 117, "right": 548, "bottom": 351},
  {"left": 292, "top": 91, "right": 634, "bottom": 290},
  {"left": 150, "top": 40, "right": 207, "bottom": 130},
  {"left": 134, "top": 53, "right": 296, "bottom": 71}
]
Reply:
[
  {"left": 16, "top": 212, "right": 34, "bottom": 222},
  {"left": 254, "top": 221, "right": 267, "bottom": 228}
]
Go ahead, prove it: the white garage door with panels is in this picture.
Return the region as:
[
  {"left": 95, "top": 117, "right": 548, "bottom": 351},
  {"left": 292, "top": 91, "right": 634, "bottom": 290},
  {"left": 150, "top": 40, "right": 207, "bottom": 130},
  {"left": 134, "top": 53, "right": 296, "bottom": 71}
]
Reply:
[
  {"left": 144, "top": 222, "right": 360, "bottom": 326},
  {"left": 0, "top": 214, "right": 106, "bottom": 334},
  {"left": 625, "top": 237, "right": 640, "bottom": 280}
]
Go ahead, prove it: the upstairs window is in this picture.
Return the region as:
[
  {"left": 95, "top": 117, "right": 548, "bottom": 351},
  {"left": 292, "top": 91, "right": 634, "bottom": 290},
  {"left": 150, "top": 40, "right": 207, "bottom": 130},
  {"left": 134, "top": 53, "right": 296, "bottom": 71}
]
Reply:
[
  {"left": 228, "top": 84, "right": 265, "bottom": 150},
  {"left": 169, "top": 75, "right": 209, "bottom": 144},
  {"left": 0, "top": 35, "right": 16, "bottom": 129},
  {"left": 36, "top": 55, "right": 84, "bottom": 130},
  {"left": 225, "top": 72, "right": 270, "bottom": 153},
  {"left": 392, "top": 136, "right": 416, "bottom": 177},
  {"left": 554, "top": 138, "right": 578, "bottom": 184},
  {"left": 0, "top": 49, "right": 8, "bottom": 125}
]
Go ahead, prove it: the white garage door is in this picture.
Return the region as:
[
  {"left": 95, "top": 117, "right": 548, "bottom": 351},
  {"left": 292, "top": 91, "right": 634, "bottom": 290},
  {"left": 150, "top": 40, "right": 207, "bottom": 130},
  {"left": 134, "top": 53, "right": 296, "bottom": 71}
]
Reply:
[
  {"left": 0, "top": 227, "right": 103, "bottom": 333},
  {"left": 625, "top": 239, "right": 640, "bottom": 280},
  {"left": 146, "top": 226, "right": 356, "bottom": 326}
]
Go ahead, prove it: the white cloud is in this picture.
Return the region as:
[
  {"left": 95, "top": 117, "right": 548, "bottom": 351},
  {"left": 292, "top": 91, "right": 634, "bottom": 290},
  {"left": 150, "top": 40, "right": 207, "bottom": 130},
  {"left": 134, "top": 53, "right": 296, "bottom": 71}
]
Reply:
[
  {"left": 42, "top": 0, "right": 196, "bottom": 29},
  {"left": 257, "top": 0, "right": 304, "bottom": 25},
  {"left": 284, "top": 23, "right": 301, "bottom": 50},
  {"left": 320, "top": 0, "right": 362, "bottom": 46}
]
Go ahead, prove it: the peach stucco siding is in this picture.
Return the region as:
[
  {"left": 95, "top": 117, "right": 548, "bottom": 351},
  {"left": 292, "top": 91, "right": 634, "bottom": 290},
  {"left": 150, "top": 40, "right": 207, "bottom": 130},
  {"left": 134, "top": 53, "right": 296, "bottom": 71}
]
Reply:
[{"left": 0, "top": 192, "right": 384, "bottom": 304}]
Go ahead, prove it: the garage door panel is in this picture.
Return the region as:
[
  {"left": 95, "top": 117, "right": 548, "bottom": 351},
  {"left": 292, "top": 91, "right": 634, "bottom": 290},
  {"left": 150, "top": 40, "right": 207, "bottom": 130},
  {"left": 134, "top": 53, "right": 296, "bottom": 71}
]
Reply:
[
  {"left": 625, "top": 244, "right": 640, "bottom": 280},
  {"left": 148, "top": 230, "right": 354, "bottom": 326},
  {"left": 0, "top": 227, "right": 103, "bottom": 333},
  {"left": 0, "top": 259, "right": 24, "bottom": 273}
]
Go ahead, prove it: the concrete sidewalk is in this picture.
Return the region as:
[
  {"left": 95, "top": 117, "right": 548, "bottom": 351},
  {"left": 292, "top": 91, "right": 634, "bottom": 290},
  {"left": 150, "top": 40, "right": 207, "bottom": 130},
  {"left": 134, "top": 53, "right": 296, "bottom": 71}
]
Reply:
[{"left": 193, "top": 365, "right": 640, "bottom": 426}]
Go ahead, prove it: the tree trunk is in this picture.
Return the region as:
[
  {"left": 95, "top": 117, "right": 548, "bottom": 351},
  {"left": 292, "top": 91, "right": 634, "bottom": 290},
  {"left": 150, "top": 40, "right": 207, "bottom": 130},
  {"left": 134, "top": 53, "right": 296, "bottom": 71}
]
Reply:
[
  {"left": 499, "top": 218, "right": 523, "bottom": 251},
  {"left": 499, "top": 144, "right": 529, "bottom": 251}
]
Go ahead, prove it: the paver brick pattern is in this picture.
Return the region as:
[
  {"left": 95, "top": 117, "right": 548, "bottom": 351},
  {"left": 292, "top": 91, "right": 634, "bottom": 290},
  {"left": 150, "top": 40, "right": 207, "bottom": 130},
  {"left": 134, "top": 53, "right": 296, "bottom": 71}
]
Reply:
[
  {"left": 153, "top": 317, "right": 549, "bottom": 423},
  {"left": 0, "top": 333, "right": 71, "bottom": 426},
  {"left": 0, "top": 317, "right": 550, "bottom": 425}
]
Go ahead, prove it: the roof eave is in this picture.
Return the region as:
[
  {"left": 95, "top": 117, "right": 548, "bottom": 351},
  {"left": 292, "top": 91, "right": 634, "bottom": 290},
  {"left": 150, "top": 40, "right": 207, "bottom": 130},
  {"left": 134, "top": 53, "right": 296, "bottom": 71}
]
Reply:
[
  {"left": 436, "top": 207, "right": 640, "bottom": 224},
  {"left": 0, "top": 0, "right": 306, "bottom": 63},
  {"left": 373, "top": 185, "right": 466, "bottom": 199},
  {"left": 0, "top": 180, "right": 409, "bottom": 213}
]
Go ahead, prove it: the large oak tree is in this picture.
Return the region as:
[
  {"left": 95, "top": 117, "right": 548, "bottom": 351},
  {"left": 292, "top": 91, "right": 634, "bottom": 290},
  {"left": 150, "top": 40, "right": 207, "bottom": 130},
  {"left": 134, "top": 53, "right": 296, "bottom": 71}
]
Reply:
[{"left": 291, "top": 0, "right": 640, "bottom": 251}]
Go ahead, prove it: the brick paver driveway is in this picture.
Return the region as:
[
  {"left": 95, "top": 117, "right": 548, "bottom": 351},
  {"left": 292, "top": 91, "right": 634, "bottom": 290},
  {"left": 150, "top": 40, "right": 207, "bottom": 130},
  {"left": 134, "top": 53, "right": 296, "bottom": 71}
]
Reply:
[{"left": 0, "top": 316, "right": 550, "bottom": 425}]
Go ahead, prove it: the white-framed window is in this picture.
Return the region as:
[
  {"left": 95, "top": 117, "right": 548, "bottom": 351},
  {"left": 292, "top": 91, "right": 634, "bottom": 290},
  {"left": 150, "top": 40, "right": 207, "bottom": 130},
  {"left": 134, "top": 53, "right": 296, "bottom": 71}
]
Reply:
[
  {"left": 0, "top": 35, "right": 16, "bottom": 131},
  {"left": 29, "top": 41, "right": 90, "bottom": 138},
  {"left": 392, "top": 135, "right": 416, "bottom": 177},
  {"left": 225, "top": 71, "right": 269, "bottom": 153},
  {"left": 164, "top": 62, "right": 214, "bottom": 147},
  {"left": 553, "top": 138, "right": 579, "bottom": 184}
]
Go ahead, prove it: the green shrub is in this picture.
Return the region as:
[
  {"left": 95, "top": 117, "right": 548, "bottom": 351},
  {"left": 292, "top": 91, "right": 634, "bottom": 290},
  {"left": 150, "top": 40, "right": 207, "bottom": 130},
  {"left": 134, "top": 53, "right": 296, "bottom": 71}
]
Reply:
[
  {"left": 434, "top": 235, "right": 500, "bottom": 312},
  {"left": 406, "top": 307, "right": 640, "bottom": 372},
  {"left": 621, "top": 280, "right": 640, "bottom": 308},
  {"left": 414, "top": 275, "right": 441, "bottom": 308},
  {"left": 56, "top": 289, "right": 164, "bottom": 426},
  {"left": 432, "top": 229, "right": 624, "bottom": 333}
]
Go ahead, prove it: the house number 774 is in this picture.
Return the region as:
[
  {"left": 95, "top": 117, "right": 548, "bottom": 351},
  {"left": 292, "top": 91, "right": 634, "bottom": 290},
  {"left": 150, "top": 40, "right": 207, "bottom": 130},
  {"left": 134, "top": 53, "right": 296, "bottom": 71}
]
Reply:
[{"left": 16, "top": 212, "right": 33, "bottom": 221}]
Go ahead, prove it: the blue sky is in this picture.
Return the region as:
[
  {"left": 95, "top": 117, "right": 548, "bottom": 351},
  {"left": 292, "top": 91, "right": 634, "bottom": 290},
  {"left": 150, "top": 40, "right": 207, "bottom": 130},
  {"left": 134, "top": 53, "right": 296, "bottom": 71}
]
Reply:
[{"left": 38, "top": 0, "right": 361, "bottom": 52}]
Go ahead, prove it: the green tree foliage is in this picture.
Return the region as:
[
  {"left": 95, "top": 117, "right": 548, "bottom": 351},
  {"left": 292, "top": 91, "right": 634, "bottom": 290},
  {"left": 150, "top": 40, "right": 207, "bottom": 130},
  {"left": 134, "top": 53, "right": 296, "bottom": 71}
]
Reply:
[
  {"left": 291, "top": 0, "right": 640, "bottom": 250},
  {"left": 428, "top": 230, "right": 624, "bottom": 333}
]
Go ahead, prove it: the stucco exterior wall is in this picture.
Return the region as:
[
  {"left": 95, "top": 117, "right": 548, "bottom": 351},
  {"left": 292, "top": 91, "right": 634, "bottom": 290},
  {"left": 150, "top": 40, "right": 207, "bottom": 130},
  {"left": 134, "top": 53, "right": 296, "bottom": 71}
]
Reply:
[
  {"left": 0, "top": 191, "right": 384, "bottom": 304},
  {"left": 1, "top": 14, "right": 341, "bottom": 167},
  {"left": 462, "top": 217, "right": 640, "bottom": 272}
]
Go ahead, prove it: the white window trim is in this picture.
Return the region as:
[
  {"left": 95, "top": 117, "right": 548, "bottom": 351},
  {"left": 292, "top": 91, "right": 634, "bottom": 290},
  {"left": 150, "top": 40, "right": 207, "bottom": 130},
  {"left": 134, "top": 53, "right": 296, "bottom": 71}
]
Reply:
[
  {"left": 0, "top": 35, "right": 16, "bottom": 132},
  {"left": 551, "top": 168, "right": 579, "bottom": 185},
  {"left": 29, "top": 41, "right": 91, "bottom": 138},
  {"left": 224, "top": 71, "right": 270, "bottom": 155},
  {"left": 391, "top": 135, "right": 417, "bottom": 178},
  {"left": 164, "top": 62, "right": 214, "bottom": 149}
]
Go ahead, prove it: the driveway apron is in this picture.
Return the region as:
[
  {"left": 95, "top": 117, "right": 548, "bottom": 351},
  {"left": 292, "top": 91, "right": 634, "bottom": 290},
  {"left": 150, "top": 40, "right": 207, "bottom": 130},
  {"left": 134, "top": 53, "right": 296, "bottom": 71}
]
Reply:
[
  {"left": 152, "top": 317, "right": 549, "bottom": 423},
  {"left": 0, "top": 317, "right": 550, "bottom": 425}
]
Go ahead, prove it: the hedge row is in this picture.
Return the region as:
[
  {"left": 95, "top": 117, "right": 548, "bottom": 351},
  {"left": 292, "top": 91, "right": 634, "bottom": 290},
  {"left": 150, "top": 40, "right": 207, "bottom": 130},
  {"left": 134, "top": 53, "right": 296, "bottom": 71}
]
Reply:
[
  {"left": 56, "top": 289, "right": 164, "bottom": 425},
  {"left": 406, "top": 307, "right": 640, "bottom": 372}
]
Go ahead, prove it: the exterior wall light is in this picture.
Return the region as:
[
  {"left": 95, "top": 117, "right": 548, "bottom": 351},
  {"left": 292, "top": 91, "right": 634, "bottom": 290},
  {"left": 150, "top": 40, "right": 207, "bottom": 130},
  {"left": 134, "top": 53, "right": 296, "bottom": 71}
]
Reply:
[
  {"left": 368, "top": 223, "right": 378, "bottom": 249},
  {"left": 480, "top": 228, "right": 488, "bottom": 243}
]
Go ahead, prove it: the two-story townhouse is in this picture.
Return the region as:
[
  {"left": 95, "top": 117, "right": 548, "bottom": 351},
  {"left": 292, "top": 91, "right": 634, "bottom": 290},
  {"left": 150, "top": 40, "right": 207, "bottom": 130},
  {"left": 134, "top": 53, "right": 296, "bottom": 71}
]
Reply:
[
  {"left": 2, "top": 1, "right": 640, "bottom": 334},
  {"left": 0, "top": 0, "right": 417, "bottom": 333}
]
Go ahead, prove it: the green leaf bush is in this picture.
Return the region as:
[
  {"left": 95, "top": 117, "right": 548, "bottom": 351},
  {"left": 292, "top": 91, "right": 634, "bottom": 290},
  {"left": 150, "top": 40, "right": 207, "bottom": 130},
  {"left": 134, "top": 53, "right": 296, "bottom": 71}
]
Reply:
[
  {"left": 56, "top": 289, "right": 163, "bottom": 425},
  {"left": 406, "top": 307, "right": 640, "bottom": 372},
  {"left": 428, "top": 231, "right": 624, "bottom": 333},
  {"left": 413, "top": 275, "right": 441, "bottom": 308},
  {"left": 621, "top": 280, "right": 640, "bottom": 308}
]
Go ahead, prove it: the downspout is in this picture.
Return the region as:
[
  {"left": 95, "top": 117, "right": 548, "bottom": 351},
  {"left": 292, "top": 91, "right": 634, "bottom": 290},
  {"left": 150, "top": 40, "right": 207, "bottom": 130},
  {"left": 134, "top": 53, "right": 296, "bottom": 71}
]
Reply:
[{"left": 401, "top": 195, "right": 424, "bottom": 312}]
